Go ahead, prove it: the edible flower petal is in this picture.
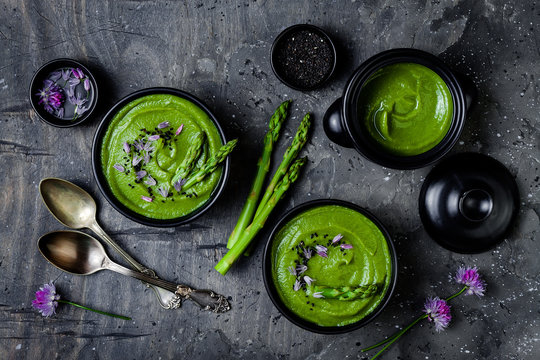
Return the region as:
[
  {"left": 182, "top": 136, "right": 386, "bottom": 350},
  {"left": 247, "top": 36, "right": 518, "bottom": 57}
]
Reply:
[
  {"left": 332, "top": 234, "right": 343, "bottom": 244},
  {"left": 296, "top": 264, "right": 308, "bottom": 275},
  {"left": 174, "top": 178, "right": 187, "bottom": 192},
  {"left": 317, "top": 251, "right": 328, "bottom": 258},
  {"left": 303, "top": 247, "right": 312, "bottom": 259},
  {"left": 123, "top": 142, "right": 131, "bottom": 153},
  {"left": 113, "top": 164, "right": 124, "bottom": 172},
  {"left": 423, "top": 297, "right": 451, "bottom": 332},
  {"left": 175, "top": 124, "right": 184, "bottom": 135},
  {"left": 32, "top": 282, "right": 60, "bottom": 317},
  {"left": 157, "top": 185, "right": 169, "bottom": 198},
  {"left": 144, "top": 176, "right": 157, "bottom": 186},
  {"left": 141, "top": 196, "right": 153, "bottom": 202},
  {"left": 340, "top": 244, "right": 353, "bottom": 249},
  {"left": 148, "top": 135, "right": 160, "bottom": 141},
  {"left": 157, "top": 121, "right": 170, "bottom": 129},
  {"left": 304, "top": 276, "right": 315, "bottom": 286},
  {"left": 143, "top": 152, "right": 151, "bottom": 164},
  {"left": 455, "top": 266, "right": 486, "bottom": 297},
  {"left": 136, "top": 170, "right": 147, "bottom": 180},
  {"left": 312, "top": 292, "right": 325, "bottom": 299},
  {"left": 293, "top": 279, "right": 302, "bottom": 291},
  {"left": 288, "top": 266, "right": 297, "bottom": 276},
  {"left": 315, "top": 245, "right": 327, "bottom": 253},
  {"left": 84, "top": 78, "right": 90, "bottom": 91},
  {"left": 49, "top": 71, "right": 62, "bottom": 82},
  {"left": 132, "top": 156, "right": 142, "bottom": 166}
]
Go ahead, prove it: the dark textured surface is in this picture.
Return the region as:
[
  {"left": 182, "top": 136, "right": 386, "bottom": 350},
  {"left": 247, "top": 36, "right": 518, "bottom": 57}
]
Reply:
[{"left": 0, "top": 0, "right": 538, "bottom": 359}]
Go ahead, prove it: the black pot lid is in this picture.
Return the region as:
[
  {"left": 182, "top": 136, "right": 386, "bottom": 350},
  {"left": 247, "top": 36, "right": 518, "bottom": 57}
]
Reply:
[{"left": 419, "top": 153, "right": 519, "bottom": 253}]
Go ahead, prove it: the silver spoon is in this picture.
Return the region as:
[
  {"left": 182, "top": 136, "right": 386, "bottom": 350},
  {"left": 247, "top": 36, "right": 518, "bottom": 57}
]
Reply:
[
  {"left": 38, "top": 230, "right": 231, "bottom": 313},
  {"left": 39, "top": 177, "right": 174, "bottom": 308}
]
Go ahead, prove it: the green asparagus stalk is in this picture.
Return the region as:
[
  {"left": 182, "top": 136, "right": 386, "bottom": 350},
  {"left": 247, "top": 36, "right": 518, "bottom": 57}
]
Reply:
[
  {"left": 215, "top": 157, "right": 307, "bottom": 275},
  {"left": 182, "top": 139, "right": 238, "bottom": 191},
  {"left": 226, "top": 100, "right": 291, "bottom": 249},
  {"left": 309, "top": 284, "right": 380, "bottom": 301},
  {"left": 171, "top": 132, "right": 206, "bottom": 187},
  {"left": 254, "top": 113, "right": 311, "bottom": 219}
]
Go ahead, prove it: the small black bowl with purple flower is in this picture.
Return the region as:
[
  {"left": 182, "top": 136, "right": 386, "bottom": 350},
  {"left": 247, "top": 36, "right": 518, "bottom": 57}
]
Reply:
[{"left": 30, "top": 58, "right": 98, "bottom": 127}]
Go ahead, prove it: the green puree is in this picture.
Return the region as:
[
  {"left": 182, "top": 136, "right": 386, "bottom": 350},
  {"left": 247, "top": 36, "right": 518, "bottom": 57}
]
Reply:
[
  {"left": 100, "top": 94, "right": 223, "bottom": 219},
  {"left": 271, "top": 205, "right": 392, "bottom": 327},
  {"left": 359, "top": 62, "right": 453, "bottom": 156}
]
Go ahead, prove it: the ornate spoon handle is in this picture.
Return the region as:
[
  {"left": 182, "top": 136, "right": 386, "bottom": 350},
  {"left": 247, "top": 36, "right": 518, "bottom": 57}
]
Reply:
[{"left": 106, "top": 261, "right": 231, "bottom": 313}]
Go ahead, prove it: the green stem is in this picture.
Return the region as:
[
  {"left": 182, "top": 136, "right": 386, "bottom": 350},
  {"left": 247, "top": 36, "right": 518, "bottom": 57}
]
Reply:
[
  {"left": 445, "top": 286, "right": 468, "bottom": 301},
  {"left": 363, "top": 314, "right": 427, "bottom": 359},
  {"left": 58, "top": 300, "right": 131, "bottom": 320}
]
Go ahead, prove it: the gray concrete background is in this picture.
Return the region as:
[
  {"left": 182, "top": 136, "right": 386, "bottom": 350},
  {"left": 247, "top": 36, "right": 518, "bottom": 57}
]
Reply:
[{"left": 0, "top": 0, "right": 538, "bottom": 359}]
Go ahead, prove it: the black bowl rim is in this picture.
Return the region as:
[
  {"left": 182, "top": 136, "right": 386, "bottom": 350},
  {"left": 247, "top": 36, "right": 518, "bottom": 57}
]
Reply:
[
  {"left": 341, "top": 48, "right": 467, "bottom": 169},
  {"left": 262, "top": 199, "right": 398, "bottom": 334},
  {"left": 270, "top": 24, "right": 337, "bottom": 91},
  {"left": 91, "top": 87, "right": 230, "bottom": 227},
  {"left": 29, "top": 58, "right": 99, "bottom": 128}
]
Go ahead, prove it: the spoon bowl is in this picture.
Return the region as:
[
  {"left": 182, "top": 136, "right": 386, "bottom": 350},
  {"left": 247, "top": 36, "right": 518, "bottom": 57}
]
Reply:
[{"left": 40, "top": 178, "right": 96, "bottom": 229}]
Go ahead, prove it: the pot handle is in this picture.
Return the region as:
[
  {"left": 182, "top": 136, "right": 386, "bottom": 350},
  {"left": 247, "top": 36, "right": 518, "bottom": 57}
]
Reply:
[
  {"left": 453, "top": 71, "right": 477, "bottom": 111},
  {"left": 323, "top": 98, "right": 354, "bottom": 148}
]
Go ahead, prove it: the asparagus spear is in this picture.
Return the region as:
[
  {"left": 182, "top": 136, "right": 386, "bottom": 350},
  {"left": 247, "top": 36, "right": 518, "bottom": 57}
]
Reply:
[
  {"left": 227, "top": 100, "right": 291, "bottom": 249},
  {"left": 254, "top": 113, "right": 311, "bottom": 219},
  {"left": 215, "top": 157, "right": 307, "bottom": 275},
  {"left": 171, "top": 132, "right": 206, "bottom": 188},
  {"left": 182, "top": 139, "right": 238, "bottom": 191},
  {"left": 309, "top": 284, "right": 380, "bottom": 301}
]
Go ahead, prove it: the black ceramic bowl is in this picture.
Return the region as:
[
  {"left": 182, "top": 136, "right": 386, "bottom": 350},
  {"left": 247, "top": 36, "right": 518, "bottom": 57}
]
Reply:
[
  {"left": 29, "top": 58, "right": 98, "bottom": 127},
  {"left": 271, "top": 24, "right": 337, "bottom": 91},
  {"left": 323, "top": 48, "right": 476, "bottom": 169},
  {"left": 92, "top": 87, "right": 230, "bottom": 227},
  {"left": 262, "top": 199, "right": 397, "bottom": 334}
]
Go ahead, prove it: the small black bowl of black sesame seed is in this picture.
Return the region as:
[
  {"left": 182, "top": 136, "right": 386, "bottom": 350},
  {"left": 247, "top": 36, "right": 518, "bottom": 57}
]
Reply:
[{"left": 271, "top": 24, "right": 337, "bottom": 91}]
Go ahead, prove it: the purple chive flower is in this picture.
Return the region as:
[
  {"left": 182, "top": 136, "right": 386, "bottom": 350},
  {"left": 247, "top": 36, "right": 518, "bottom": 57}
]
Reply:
[
  {"left": 288, "top": 266, "right": 297, "bottom": 276},
  {"left": 315, "top": 245, "right": 328, "bottom": 258},
  {"left": 49, "top": 71, "right": 62, "bottom": 82},
  {"left": 144, "top": 176, "right": 157, "bottom": 186},
  {"left": 61, "top": 69, "right": 71, "bottom": 81},
  {"left": 174, "top": 178, "right": 186, "bottom": 192},
  {"left": 423, "top": 297, "right": 451, "bottom": 332},
  {"left": 157, "top": 121, "right": 169, "bottom": 129},
  {"left": 123, "top": 142, "right": 131, "bottom": 153},
  {"left": 157, "top": 185, "right": 169, "bottom": 198},
  {"left": 141, "top": 196, "right": 153, "bottom": 202},
  {"left": 57, "top": 107, "right": 64, "bottom": 118},
  {"left": 143, "top": 141, "right": 154, "bottom": 151},
  {"left": 332, "top": 234, "right": 343, "bottom": 244},
  {"left": 455, "top": 266, "right": 486, "bottom": 297},
  {"left": 136, "top": 170, "right": 147, "bottom": 180},
  {"left": 293, "top": 279, "right": 302, "bottom": 291},
  {"left": 84, "top": 78, "right": 90, "bottom": 91},
  {"left": 36, "top": 83, "right": 64, "bottom": 113},
  {"left": 175, "top": 124, "right": 184, "bottom": 135},
  {"left": 296, "top": 264, "right": 308, "bottom": 275},
  {"left": 340, "top": 244, "right": 353, "bottom": 249},
  {"left": 113, "top": 164, "right": 124, "bottom": 172},
  {"left": 72, "top": 68, "right": 84, "bottom": 79},
  {"left": 132, "top": 156, "right": 142, "bottom": 166},
  {"left": 75, "top": 104, "right": 90, "bottom": 115},
  {"left": 133, "top": 140, "right": 144, "bottom": 151},
  {"left": 32, "top": 282, "right": 60, "bottom": 317},
  {"left": 71, "top": 93, "right": 87, "bottom": 107},
  {"left": 148, "top": 135, "right": 160, "bottom": 141},
  {"left": 313, "top": 292, "right": 325, "bottom": 299},
  {"left": 68, "top": 77, "right": 80, "bottom": 86},
  {"left": 304, "top": 276, "right": 315, "bottom": 286},
  {"left": 303, "top": 247, "right": 312, "bottom": 259},
  {"left": 143, "top": 152, "right": 151, "bottom": 164}
]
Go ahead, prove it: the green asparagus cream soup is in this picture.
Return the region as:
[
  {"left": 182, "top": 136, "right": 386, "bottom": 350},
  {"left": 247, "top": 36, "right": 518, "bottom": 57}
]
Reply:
[
  {"left": 100, "top": 94, "right": 223, "bottom": 219},
  {"left": 359, "top": 62, "right": 453, "bottom": 156},
  {"left": 271, "top": 205, "right": 392, "bottom": 327}
]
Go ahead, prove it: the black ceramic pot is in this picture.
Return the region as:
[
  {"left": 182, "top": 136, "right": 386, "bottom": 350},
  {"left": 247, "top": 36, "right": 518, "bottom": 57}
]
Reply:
[
  {"left": 92, "top": 87, "right": 230, "bottom": 227},
  {"left": 323, "top": 48, "right": 476, "bottom": 169},
  {"left": 262, "top": 199, "right": 397, "bottom": 334}
]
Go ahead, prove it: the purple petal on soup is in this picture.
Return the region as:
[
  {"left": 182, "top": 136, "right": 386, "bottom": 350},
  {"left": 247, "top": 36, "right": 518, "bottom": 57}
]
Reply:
[
  {"left": 144, "top": 176, "right": 157, "bottom": 186},
  {"left": 157, "top": 121, "right": 169, "bottom": 129},
  {"left": 332, "top": 234, "right": 343, "bottom": 244},
  {"left": 123, "top": 142, "right": 131, "bottom": 153},
  {"left": 317, "top": 251, "right": 328, "bottom": 258},
  {"left": 132, "top": 156, "right": 142, "bottom": 166},
  {"left": 293, "top": 279, "right": 302, "bottom": 291},
  {"left": 304, "top": 276, "right": 315, "bottom": 286},
  {"left": 315, "top": 245, "right": 327, "bottom": 253},
  {"left": 175, "top": 124, "right": 184, "bottom": 135},
  {"left": 148, "top": 135, "right": 160, "bottom": 141},
  {"left": 288, "top": 266, "right": 297, "bottom": 276},
  {"left": 340, "top": 244, "right": 353, "bottom": 249},
  {"left": 113, "top": 164, "right": 124, "bottom": 172},
  {"left": 141, "top": 196, "right": 153, "bottom": 202},
  {"left": 136, "top": 170, "right": 147, "bottom": 180},
  {"left": 174, "top": 178, "right": 186, "bottom": 192},
  {"left": 158, "top": 186, "right": 169, "bottom": 198},
  {"left": 133, "top": 140, "right": 144, "bottom": 151},
  {"left": 312, "top": 292, "right": 325, "bottom": 299},
  {"left": 143, "top": 152, "right": 150, "bottom": 164}
]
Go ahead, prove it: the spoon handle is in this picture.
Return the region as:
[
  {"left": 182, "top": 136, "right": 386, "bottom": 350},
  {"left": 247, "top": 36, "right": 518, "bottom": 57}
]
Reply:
[
  {"left": 106, "top": 261, "right": 231, "bottom": 313},
  {"left": 89, "top": 222, "right": 180, "bottom": 309}
]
